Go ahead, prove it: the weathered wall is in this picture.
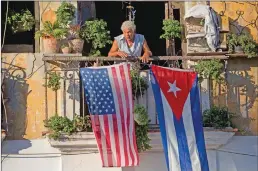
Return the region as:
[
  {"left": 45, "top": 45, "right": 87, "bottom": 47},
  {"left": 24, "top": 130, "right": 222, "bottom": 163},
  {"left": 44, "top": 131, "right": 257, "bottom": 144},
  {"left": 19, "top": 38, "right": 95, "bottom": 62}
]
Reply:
[
  {"left": 1, "top": 53, "right": 56, "bottom": 139},
  {"left": 212, "top": 57, "right": 258, "bottom": 135},
  {"left": 210, "top": 1, "right": 258, "bottom": 42}
]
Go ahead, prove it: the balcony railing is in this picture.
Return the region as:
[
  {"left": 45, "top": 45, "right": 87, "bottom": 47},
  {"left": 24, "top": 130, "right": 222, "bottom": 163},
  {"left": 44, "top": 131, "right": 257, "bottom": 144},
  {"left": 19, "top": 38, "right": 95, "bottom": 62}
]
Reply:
[{"left": 42, "top": 54, "right": 228, "bottom": 129}]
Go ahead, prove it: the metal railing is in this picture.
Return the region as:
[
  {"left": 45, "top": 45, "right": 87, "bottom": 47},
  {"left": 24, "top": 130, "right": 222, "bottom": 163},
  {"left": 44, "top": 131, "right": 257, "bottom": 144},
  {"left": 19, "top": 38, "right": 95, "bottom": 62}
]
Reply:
[{"left": 43, "top": 55, "right": 228, "bottom": 127}]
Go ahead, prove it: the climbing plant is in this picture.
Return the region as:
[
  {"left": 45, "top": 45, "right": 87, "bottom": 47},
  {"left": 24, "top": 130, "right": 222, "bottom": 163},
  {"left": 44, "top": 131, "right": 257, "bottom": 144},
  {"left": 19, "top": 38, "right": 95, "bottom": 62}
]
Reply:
[
  {"left": 44, "top": 72, "right": 62, "bottom": 91},
  {"left": 194, "top": 59, "right": 224, "bottom": 83},
  {"left": 134, "top": 104, "right": 151, "bottom": 152}
]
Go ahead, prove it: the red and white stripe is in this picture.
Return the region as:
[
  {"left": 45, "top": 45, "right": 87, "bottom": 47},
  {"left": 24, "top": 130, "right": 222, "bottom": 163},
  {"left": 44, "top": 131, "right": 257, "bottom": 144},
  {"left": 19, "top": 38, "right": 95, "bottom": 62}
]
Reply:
[{"left": 91, "top": 63, "right": 139, "bottom": 167}]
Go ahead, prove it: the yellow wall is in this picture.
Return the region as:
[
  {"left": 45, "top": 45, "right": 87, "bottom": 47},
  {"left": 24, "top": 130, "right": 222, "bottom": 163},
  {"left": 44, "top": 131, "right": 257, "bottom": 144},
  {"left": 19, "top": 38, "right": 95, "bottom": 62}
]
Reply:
[
  {"left": 212, "top": 58, "right": 258, "bottom": 135},
  {"left": 210, "top": 1, "right": 258, "bottom": 42},
  {"left": 1, "top": 53, "right": 57, "bottom": 139}
]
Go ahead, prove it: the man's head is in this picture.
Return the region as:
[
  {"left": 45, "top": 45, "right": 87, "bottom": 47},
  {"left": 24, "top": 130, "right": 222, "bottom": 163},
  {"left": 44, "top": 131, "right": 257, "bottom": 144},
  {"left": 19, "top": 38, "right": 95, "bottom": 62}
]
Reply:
[{"left": 121, "top": 20, "right": 136, "bottom": 41}]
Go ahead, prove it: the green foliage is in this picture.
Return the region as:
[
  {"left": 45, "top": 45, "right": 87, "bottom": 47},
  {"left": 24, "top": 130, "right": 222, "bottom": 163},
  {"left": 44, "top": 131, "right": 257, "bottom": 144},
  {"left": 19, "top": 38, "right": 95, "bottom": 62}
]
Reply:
[
  {"left": 202, "top": 106, "right": 236, "bottom": 129},
  {"left": 130, "top": 69, "right": 149, "bottom": 99},
  {"left": 227, "top": 33, "right": 258, "bottom": 58},
  {"left": 194, "top": 59, "right": 224, "bottom": 83},
  {"left": 35, "top": 21, "right": 68, "bottom": 39},
  {"left": 134, "top": 104, "right": 149, "bottom": 125},
  {"left": 160, "top": 19, "right": 182, "bottom": 40},
  {"left": 73, "top": 114, "right": 92, "bottom": 132},
  {"left": 44, "top": 114, "right": 92, "bottom": 140},
  {"left": 56, "top": 2, "right": 76, "bottom": 27},
  {"left": 7, "top": 9, "right": 35, "bottom": 33},
  {"left": 134, "top": 105, "right": 151, "bottom": 152},
  {"left": 45, "top": 72, "right": 62, "bottom": 91},
  {"left": 44, "top": 114, "right": 76, "bottom": 140},
  {"left": 80, "top": 19, "right": 112, "bottom": 56}
]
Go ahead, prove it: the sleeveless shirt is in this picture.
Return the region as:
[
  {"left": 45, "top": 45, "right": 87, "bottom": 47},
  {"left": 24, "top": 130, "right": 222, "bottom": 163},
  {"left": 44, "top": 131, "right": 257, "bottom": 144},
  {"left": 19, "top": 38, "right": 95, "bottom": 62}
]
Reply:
[{"left": 114, "top": 34, "right": 145, "bottom": 57}]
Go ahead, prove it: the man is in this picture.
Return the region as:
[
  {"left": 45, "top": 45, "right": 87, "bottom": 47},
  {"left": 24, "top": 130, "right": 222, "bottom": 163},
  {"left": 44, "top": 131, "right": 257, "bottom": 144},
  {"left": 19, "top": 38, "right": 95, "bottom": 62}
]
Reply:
[{"left": 108, "top": 20, "right": 152, "bottom": 63}]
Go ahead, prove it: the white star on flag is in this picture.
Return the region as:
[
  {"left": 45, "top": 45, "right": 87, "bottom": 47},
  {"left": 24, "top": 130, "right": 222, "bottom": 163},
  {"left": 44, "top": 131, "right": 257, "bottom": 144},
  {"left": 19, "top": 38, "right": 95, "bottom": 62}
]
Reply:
[{"left": 167, "top": 80, "right": 181, "bottom": 98}]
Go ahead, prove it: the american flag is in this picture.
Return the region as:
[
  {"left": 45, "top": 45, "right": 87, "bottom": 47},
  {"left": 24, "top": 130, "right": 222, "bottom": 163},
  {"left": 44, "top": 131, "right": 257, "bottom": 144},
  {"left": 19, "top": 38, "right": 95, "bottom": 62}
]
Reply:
[{"left": 80, "top": 63, "right": 139, "bottom": 167}]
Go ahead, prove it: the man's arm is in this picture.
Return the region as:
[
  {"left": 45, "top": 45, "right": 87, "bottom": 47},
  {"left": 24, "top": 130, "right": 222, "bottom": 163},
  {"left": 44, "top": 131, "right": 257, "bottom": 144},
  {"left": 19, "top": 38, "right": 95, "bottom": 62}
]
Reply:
[
  {"left": 108, "top": 40, "right": 128, "bottom": 58},
  {"left": 141, "top": 40, "right": 152, "bottom": 63}
]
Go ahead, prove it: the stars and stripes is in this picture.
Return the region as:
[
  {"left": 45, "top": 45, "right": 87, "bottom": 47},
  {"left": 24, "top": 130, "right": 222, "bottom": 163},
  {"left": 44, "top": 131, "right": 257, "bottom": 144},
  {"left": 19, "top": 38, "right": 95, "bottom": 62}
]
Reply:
[{"left": 80, "top": 63, "right": 139, "bottom": 167}]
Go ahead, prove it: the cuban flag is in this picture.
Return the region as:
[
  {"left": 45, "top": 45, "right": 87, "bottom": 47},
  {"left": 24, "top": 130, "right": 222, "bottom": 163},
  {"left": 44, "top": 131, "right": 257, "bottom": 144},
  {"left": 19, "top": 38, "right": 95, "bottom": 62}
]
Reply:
[{"left": 150, "top": 65, "right": 209, "bottom": 171}]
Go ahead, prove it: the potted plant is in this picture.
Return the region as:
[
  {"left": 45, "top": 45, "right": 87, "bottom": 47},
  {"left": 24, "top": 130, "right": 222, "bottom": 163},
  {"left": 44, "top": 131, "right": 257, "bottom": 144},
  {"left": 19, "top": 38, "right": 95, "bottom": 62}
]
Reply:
[
  {"left": 61, "top": 43, "right": 71, "bottom": 54},
  {"left": 160, "top": 19, "right": 182, "bottom": 55},
  {"left": 7, "top": 9, "right": 35, "bottom": 34},
  {"left": 68, "top": 24, "right": 85, "bottom": 53},
  {"left": 35, "top": 21, "right": 68, "bottom": 53},
  {"left": 227, "top": 33, "right": 243, "bottom": 53},
  {"left": 227, "top": 33, "right": 258, "bottom": 57},
  {"left": 56, "top": 2, "right": 76, "bottom": 28},
  {"left": 80, "top": 19, "right": 112, "bottom": 56}
]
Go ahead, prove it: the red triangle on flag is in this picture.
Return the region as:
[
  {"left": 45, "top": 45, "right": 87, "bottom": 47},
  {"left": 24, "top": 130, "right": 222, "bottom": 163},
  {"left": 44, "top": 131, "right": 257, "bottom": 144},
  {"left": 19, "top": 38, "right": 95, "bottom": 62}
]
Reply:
[{"left": 151, "top": 65, "right": 197, "bottom": 121}]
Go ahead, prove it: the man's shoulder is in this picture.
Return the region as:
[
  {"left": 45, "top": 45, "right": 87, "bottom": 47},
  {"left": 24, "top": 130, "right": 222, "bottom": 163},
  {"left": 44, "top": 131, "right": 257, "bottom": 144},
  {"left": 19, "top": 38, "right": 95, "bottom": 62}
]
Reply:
[{"left": 135, "top": 34, "right": 145, "bottom": 42}]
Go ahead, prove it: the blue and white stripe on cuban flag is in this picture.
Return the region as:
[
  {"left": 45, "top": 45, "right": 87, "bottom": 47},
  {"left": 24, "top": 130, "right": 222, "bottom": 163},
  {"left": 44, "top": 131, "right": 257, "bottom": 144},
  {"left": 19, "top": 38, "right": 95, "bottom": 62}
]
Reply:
[{"left": 150, "top": 65, "right": 209, "bottom": 171}]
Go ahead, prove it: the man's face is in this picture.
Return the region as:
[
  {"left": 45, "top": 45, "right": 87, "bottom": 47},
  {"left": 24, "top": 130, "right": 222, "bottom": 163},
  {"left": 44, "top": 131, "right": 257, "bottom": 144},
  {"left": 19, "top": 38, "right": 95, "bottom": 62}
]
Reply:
[{"left": 123, "top": 28, "right": 135, "bottom": 41}]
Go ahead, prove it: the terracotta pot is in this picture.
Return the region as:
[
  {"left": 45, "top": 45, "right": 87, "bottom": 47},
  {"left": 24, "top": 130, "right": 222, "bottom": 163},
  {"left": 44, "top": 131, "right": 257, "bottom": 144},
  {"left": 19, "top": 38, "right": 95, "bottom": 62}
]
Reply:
[
  {"left": 61, "top": 47, "right": 71, "bottom": 54},
  {"left": 70, "top": 39, "right": 84, "bottom": 53},
  {"left": 43, "top": 37, "right": 58, "bottom": 53}
]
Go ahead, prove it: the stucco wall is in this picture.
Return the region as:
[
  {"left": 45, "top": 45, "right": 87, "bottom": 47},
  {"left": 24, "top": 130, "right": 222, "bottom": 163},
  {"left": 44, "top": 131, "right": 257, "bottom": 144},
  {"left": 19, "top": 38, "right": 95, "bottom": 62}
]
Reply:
[
  {"left": 1, "top": 53, "right": 56, "bottom": 139},
  {"left": 212, "top": 57, "right": 258, "bottom": 135},
  {"left": 210, "top": 1, "right": 258, "bottom": 42},
  {"left": 2, "top": 137, "right": 258, "bottom": 171}
]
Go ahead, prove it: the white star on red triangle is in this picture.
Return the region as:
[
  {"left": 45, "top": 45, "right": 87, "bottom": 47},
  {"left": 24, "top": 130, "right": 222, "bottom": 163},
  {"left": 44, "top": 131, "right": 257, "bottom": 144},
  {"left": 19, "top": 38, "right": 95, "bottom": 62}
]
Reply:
[{"left": 167, "top": 80, "right": 181, "bottom": 98}]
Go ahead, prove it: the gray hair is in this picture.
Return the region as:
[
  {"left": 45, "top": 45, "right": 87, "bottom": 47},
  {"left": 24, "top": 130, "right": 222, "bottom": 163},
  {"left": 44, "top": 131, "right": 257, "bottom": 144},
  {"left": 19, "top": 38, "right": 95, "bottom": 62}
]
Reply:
[{"left": 121, "top": 21, "right": 136, "bottom": 31}]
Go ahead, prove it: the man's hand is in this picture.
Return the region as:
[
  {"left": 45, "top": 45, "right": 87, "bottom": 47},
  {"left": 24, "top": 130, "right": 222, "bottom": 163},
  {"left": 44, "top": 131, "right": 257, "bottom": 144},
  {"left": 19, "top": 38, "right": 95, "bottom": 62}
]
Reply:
[
  {"left": 140, "top": 56, "right": 150, "bottom": 63},
  {"left": 117, "top": 51, "right": 129, "bottom": 58}
]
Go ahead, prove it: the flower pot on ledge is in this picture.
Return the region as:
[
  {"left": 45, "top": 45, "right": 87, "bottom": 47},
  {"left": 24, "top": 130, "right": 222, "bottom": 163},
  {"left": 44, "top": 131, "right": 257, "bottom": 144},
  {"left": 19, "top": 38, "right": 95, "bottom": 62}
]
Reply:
[
  {"left": 47, "top": 132, "right": 98, "bottom": 153},
  {"left": 43, "top": 37, "right": 58, "bottom": 53}
]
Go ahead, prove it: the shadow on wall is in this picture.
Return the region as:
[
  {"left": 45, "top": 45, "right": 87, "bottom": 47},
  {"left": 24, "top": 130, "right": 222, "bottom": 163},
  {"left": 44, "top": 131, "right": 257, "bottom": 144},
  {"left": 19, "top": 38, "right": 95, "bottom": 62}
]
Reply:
[
  {"left": 2, "top": 61, "right": 30, "bottom": 140},
  {"left": 213, "top": 58, "right": 258, "bottom": 135}
]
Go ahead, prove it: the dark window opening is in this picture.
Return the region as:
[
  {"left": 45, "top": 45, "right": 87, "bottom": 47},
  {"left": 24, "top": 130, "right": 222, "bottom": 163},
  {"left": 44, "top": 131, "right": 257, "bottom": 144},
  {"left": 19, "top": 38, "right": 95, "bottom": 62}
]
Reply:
[
  {"left": 1, "top": 1, "right": 35, "bottom": 48},
  {"left": 95, "top": 1, "right": 166, "bottom": 56},
  {"left": 173, "top": 8, "right": 182, "bottom": 56}
]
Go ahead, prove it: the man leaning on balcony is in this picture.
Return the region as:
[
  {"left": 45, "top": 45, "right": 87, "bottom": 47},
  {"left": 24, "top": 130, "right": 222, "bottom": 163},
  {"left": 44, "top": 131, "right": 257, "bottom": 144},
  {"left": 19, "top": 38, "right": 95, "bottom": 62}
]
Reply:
[{"left": 108, "top": 20, "right": 152, "bottom": 63}]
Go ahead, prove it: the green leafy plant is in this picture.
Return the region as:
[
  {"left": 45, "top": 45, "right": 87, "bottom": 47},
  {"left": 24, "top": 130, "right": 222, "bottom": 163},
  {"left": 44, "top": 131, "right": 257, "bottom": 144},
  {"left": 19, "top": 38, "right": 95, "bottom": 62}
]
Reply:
[
  {"left": 130, "top": 69, "right": 149, "bottom": 99},
  {"left": 227, "top": 33, "right": 258, "bottom": 58},
  {"left": 73, "top": 114, "right": 92, "bottom": 132},
  {"left": 44, "top": 114, "right": 76, "bottom": 140},
  {"left": 202, "top": 106, "right": 236, "bottom": 129},
  {"left": 160, "top": 19, "right": 182, "bottom": 40},
  {"left": 80, "top": 19, "right": 112, "bottom": 56},
  {"left": 56, "top": 2, "right": 76, "bottom": 27},
  {"left": 45, "top": 72, "right": 62, "bottom": 91},
  {"left": 194, "top": 59, "right": 224, "bottom": 83},
  {"left": 35, "top": 21, "right": 68, "bottom": 39},
  {"left": 44, "top": 114, "right": 92, "bottom": 140},
  {"left": 134, "top": 105, "right": 151, "bottom": 152},
  {"left": 7, "top": 9, "right": 35, "bottom": 33}
]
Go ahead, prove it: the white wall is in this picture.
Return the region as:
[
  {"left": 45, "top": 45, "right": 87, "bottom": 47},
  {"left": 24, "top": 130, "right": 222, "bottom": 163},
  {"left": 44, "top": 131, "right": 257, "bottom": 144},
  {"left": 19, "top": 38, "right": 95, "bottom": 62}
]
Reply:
[{"left": 2, "top": 137, "right": 257, "bottom": 171}]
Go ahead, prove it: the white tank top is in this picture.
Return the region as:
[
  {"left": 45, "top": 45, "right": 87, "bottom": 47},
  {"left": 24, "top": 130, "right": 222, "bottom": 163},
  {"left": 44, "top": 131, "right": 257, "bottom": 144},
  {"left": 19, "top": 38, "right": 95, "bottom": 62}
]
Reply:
[{"left": 114, "top": 34, "right": 145, "bottom": 57}]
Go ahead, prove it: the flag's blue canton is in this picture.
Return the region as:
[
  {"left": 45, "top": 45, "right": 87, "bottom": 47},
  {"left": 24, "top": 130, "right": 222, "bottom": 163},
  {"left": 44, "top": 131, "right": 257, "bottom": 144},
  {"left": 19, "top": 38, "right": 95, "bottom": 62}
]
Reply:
[{"left": 80, "top": 68, "right": 116, "bottom": 115}]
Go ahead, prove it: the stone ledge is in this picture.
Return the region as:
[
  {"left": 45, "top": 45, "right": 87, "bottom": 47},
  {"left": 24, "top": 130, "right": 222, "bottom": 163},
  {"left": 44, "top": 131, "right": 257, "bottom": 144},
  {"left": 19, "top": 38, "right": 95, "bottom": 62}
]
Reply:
[{"left": 48, "top": 130, "right": 235, "bottom": 153}]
